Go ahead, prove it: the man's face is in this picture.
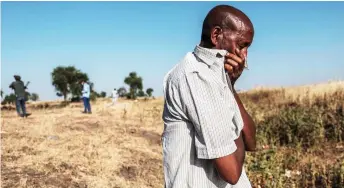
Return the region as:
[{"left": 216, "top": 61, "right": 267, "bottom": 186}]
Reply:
[{"left": 215, "top": 21, "right": 254, "bottom": 57}]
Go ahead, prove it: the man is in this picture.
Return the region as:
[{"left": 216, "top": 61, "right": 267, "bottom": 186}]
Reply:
[
  {"left": 111, "top": 88, "right": 119, "bottom": 105},
  {"left": 107, "top": 88, "right": 119, "bottom": 107},
  {"left": 81, "top": 80, "right": 92, "bottom": 114},
  {"left": 9, "top": 75, "right": 29, "bottom": 117},
  {"left": 162, "top": 5, "right": 256, "bottom": 188}
]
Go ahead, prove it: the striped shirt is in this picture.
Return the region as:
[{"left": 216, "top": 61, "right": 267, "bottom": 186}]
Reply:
[{"left": 162, "top": 45, "right": 251, "bottom": 188}]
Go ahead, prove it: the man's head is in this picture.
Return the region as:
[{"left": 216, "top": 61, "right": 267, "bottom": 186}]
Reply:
[
  {"left": 200, "top": 5, "right": 254, "bottom": 57},
  {"left": 14, "top": 75, "right": 21, "bottom": 81}
]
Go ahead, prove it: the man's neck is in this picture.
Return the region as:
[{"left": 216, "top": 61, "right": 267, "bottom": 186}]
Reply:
[{"left": 199, "top": 41, "right": 217, "bottom": 49}]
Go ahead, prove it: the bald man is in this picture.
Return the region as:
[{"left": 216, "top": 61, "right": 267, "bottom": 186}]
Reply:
[{"left": 162, "top": 5, "right": 256, "bottom": 188}]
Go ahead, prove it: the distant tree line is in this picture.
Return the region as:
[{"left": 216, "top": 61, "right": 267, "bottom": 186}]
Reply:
[
  {"left": 1, "top": 89, "right": 40, "bottom": 105},
  {"left": 1, "top": 67, "right": 154, "bottom": 105}
]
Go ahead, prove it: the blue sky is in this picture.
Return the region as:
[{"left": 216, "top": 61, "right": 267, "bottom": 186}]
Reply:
[{"left": 2, "top": 1, "right": 344, "bottom": 100}]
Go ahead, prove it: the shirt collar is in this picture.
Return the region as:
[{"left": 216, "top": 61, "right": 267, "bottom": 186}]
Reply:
[{"left": 193, "top": 45, "right": 228, "bottom": 66}]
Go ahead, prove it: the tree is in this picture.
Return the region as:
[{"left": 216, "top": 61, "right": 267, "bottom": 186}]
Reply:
[
  {"left": 146, "top": 88, "right": 154, "bottom": 97},
  {"left": 137, "top": 90, "right": 146, "bottom": 97},
  {"left": 100, "top": 91, "right": 107, "bottom": 98},
  {"left": 30, "top": 93, "right": 39, "bottom": 101},
  {"left": 124, "top": 72, "right": 143, "bottom": 99},
  {"left": 25, "top": 92, "right": 31, "bottom": 101},
  {"left": 2, "top": 94, "right": 16, "bottom": 105},
  {"left": 117, "top": 87, "right": 127, "bottom": 97},
  {"left": 51, "top": 66, "right": 89, "bottom": 100},
  {"left": 1, "top": 90, "right": 3, "bottom": 98}
]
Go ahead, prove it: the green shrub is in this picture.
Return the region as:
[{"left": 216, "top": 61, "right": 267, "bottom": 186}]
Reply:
[{"left": 259, "top": 105, "right": 323, "bottom": 148}]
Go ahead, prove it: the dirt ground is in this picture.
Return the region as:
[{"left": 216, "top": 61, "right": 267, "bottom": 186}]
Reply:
[{"left": 1, "top": 99, "right": 164, "bottom": 188}]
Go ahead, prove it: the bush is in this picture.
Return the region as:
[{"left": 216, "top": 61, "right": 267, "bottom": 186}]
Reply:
[
  {"left": 244, "top": 85, "right": 344, "bottom": 187},
  {"left": 90, "top": 92, "right": 97, "bottom": 101},
  {"left": 71, "top": 96, "right": 81, "bottom": 103},
  {"left": 259, "top": 105, "right": 323, "bottom": 148}
]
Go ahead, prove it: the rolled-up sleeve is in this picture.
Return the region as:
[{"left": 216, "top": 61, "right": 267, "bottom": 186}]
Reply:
[{"left": 180, "top": 72, "right": 239, "bottom": 159}]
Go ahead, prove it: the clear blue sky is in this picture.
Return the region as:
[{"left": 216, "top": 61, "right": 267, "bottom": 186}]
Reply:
[{"left": 2, "top": 2, "right": 344, "bottom": 100}]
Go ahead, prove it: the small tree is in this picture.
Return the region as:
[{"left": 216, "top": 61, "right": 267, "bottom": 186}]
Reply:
[
  {"left": 124, "top": 72, "right": 143, "bottom": 99},
  {"left": 137, "top": 90, "right": 146, "bottom": 97},
  {"left": 2, "top": 94, "right": 16, "bottom": 104},
  {"left": 117, "top": 87, "right": 127, "bottom": 97},
  {"left": 30, "top": 93, "right": 39, "bottom": 101},
  {"left": 1, "top": 90, "right": 3, "bottom": 98},
  {"left": 146, "top": 88, "right": 154, "bottom": 97},
  {"left": 100, "top": 91, "right": 107, "bottom": 98},
  {"left": 51, "top": 66, "right": 89, "bottom": 100}
]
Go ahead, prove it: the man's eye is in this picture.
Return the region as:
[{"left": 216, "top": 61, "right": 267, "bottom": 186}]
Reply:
[{"left": 238, "top": 44, "right": 245, "bottom": 49}]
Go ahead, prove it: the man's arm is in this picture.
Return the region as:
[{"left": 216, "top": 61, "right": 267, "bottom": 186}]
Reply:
[
  {"left": 225, "top": 50, "right": 256, "bottom": 151},
  {"left": 9, "top": 82, "right": 14, "bottom": 89},
  {"left": 214, "top": 132, "right": 245, "bottom": 184},
  {"left": 233, "top": 91, "right": 256, "bottom": 151},
  {"left": 81, "top": 85, "right": 86, "bottom": 94}
]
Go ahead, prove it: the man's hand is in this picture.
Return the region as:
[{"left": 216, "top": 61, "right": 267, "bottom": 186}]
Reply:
[{"left": 224, "top": 49, "right": 246, "bottom": 85}]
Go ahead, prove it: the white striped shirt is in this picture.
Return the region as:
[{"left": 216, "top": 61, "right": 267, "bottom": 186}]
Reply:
[{"left": 162, "top": 45, "right": 252, "bottom": 188}]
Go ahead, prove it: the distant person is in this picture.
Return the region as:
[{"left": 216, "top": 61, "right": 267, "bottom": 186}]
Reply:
[
  {"left": 81, "top": 80, "right": 92, "bottom": 114},
  {"left": 9, "top": 75, "right": 30, "bottom": 117},
  {"left": 162, "top": 5, "right": 256, "bottom": 188},
  {"left": 111, "top": 88, "right": 119, "bottom": 106}
]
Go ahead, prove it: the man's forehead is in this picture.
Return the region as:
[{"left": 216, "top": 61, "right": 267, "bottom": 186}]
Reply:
[{"left": 227, "top": 14, "right": 253, "bottom": 32}]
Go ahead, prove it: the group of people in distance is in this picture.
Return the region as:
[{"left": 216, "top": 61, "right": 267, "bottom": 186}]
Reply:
[{"left": 8, "top": 75, "right": 120, "bottom": 117}]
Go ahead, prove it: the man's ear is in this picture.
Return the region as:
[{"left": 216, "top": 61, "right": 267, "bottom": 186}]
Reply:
[{"left": 210, "top": 26, "right": 222, "bottom": 47}]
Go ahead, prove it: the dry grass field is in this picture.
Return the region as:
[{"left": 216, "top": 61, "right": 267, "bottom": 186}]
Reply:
[{"left": 1, "top": 81, "right": 344, "bottom": 188}]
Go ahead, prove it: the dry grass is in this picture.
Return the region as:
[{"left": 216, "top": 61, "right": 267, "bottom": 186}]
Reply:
[
  {"left": 246, "top": 80, "right": 344, "bottom": 104},
  {"left": 1, "top": 81, "right": 344, "bottom": 188},
  {"left": 1, "top": 99, "right": 164, "bottom": 188}
]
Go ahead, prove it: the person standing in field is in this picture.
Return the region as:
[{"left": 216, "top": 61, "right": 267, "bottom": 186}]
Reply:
[
  {"left": 106, "top": 88, "right": 119, "bottom": 107},
  {"left": 9, "top": 75, "right": 30, "bottom": 117},
  {"left": 111, "top": 88, "right": 119, "bottom": 105},
  {"left": 81, "top": 80, "right": 92, "bottom": 114},
  {"left": 162, "top": 5, "right": 256, "bottom": 188}
]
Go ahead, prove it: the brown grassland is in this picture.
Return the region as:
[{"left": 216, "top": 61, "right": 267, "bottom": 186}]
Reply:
[{"left": 1, "top": 81, "right": 344, "bottom": 188}]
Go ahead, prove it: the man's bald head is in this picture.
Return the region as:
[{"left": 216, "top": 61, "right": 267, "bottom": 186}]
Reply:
[{"left": 200, "top": 5, "right": 254, "bottom": 54}]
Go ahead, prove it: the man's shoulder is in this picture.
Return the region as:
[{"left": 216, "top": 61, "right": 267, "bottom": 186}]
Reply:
[
  {"left": 164, "top": 52, "right": 200, "bottom": 86},
  {"left": 11, "top": 81, "right": 23, "bottom": 86}
]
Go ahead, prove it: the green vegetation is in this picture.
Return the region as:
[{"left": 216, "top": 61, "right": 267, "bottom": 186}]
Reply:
[
  {"left": 240, "top": 87, "right": 344, "bottom": 187},
  {"left": 117, "top": 87, "right": 127, "bottom": 98},
  {"left": 30, "top": 93, "right": 39, "bottom": 101},
  {"left": 51, "top": 66, "right": 89, "bottom": 100},
  {"left": 146, "top": 88, "right": 154, "bottom": 97},
  {"left": 124, "top": 72, "right": 143, "bottom": 99}
]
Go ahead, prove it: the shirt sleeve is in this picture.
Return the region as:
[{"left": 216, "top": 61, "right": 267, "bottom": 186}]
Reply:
[
  {"left": 9, "top": 82, "right": 14, "bottom": 89},
  {"left": 182, "top": 72, "right": 239, "bottom": 159}
]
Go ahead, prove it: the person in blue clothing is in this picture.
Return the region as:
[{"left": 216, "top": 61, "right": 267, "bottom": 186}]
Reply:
[
  {"left": 9, "top": 75, "right": 31, "bottom": 117},
  {"left": 81, "top": 80, "right": 92, "bottom": 114}
]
